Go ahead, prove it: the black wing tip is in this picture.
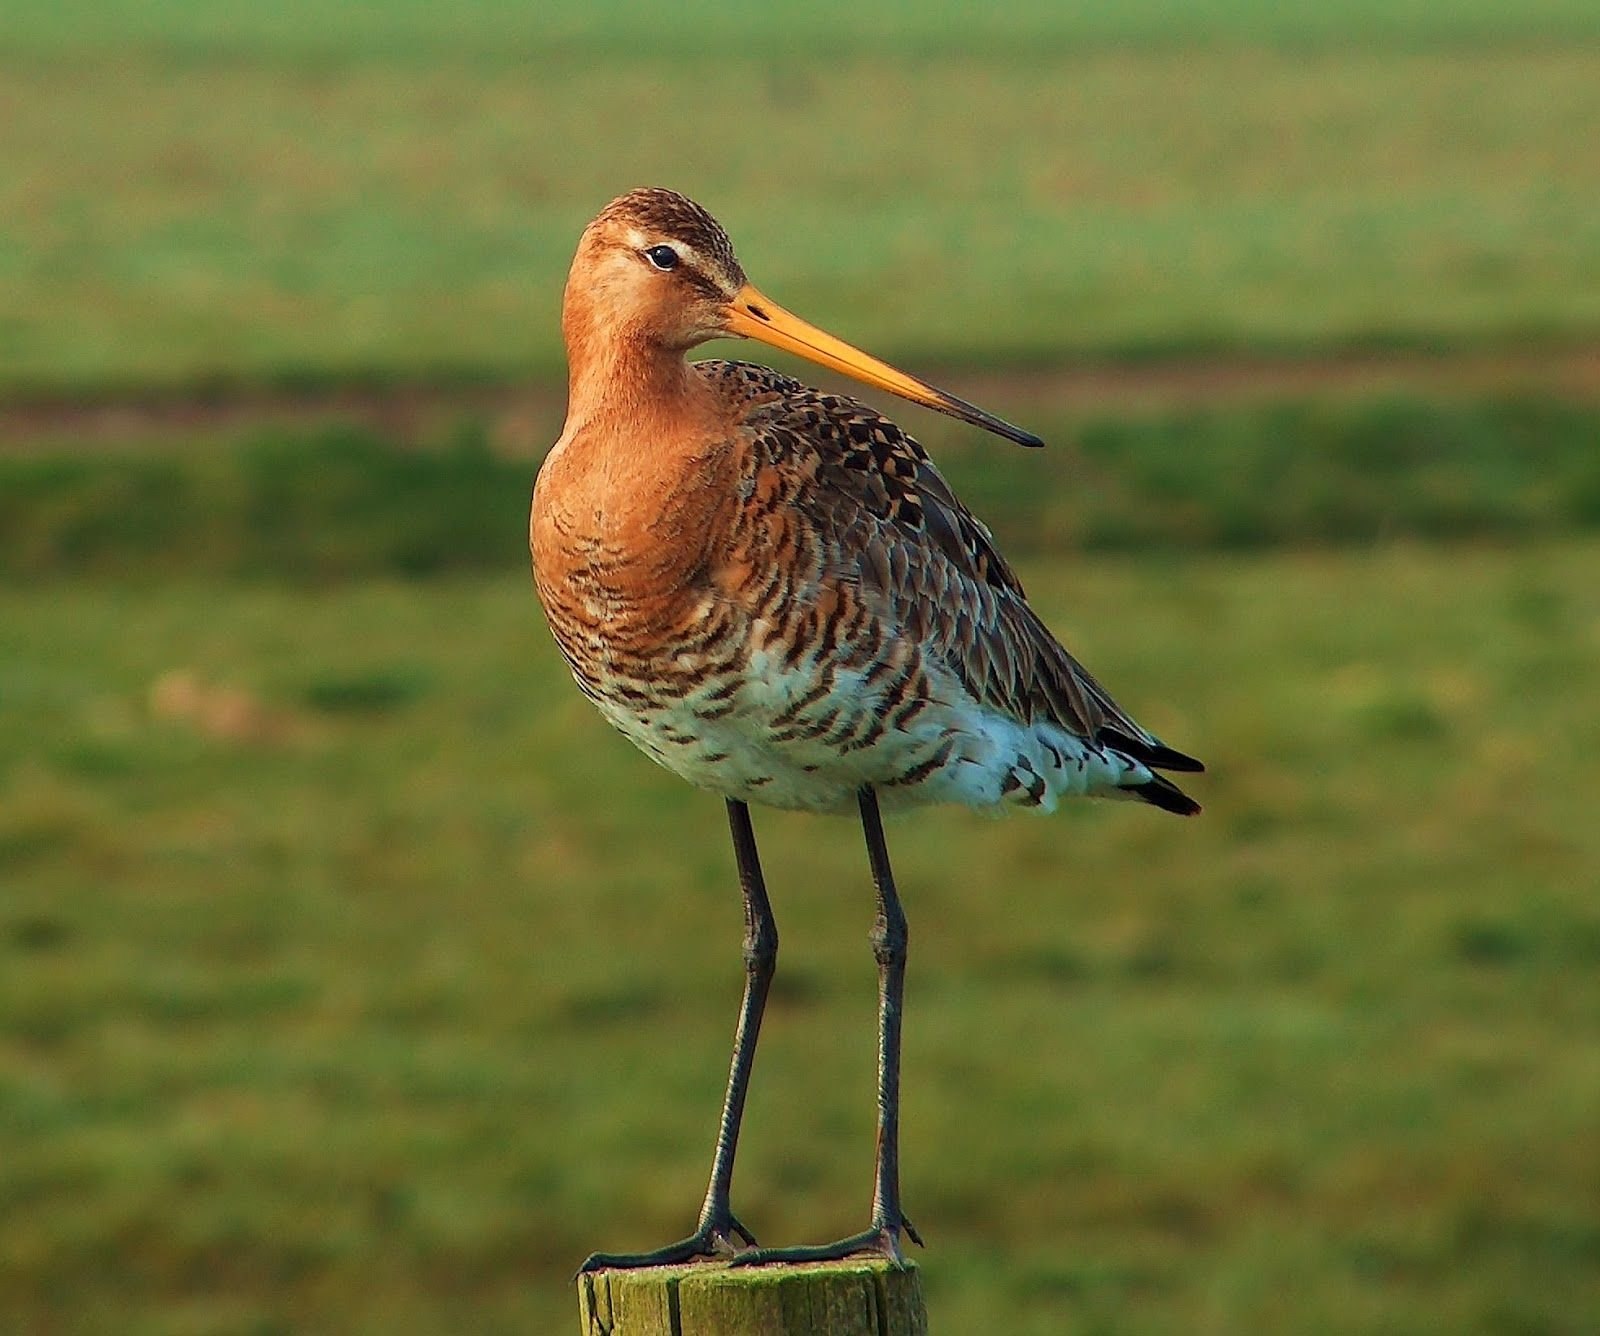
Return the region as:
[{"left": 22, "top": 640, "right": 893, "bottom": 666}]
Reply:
[
  {"left": 1145, "top": 745, "right": 1206, "bottom": 774},
  {"left": 1100, "top": 729, "right": 1206, "bottom": 775},
  {"left": 1131, "top": 776, "right": 1202, "bottom": 817}
]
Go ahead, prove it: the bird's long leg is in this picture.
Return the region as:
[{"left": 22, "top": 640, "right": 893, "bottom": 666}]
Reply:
[
  {"left": 733, "top": 785, "right": 922, "bottom": 1268},
  {"left": 579, "top": 799, "right": 776, "bottom": 1272}
]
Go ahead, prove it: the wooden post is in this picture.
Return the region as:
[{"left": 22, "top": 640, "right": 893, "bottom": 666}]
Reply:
[{"left": 577, "top": 1261, "right": 928, "bottom": 1335}]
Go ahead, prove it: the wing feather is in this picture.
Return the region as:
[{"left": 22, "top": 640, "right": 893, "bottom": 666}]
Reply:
[{"left": 698, "top": 359, "right": 1203, "bottom": 775}]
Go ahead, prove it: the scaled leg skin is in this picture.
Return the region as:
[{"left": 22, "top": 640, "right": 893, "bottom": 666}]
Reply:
[
  {"left": 733, "top": 785, "right": 923, "bottom": 1268},
  {"left": 579, "top": 799, "right": 777, "bottom": 1272}
]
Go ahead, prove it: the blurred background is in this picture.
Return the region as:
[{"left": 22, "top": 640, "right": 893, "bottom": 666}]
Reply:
[{"left": 3, "top": 2, "right": 1599, "bottom": 1331}]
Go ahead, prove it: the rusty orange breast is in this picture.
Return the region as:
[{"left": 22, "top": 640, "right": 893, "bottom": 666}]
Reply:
[{"left": 530, "top": 389, "right": 747, "bottom": 698}]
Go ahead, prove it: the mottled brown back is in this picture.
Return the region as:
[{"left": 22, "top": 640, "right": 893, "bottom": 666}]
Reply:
[{"left": 697, "top": 359, "right": 1203, "bottom": 776}]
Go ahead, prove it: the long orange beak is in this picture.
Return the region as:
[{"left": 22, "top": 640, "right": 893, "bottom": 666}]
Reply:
[{"left": 723, "top": 283, "right": 1043, "bottom": 448}]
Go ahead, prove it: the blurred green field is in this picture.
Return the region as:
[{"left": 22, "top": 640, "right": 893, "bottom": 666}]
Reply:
[
  {"left": 7, "top": 1, "right": 1600, "bottom": 1331},
  {"left": 3, "top": 0, "right": 1599, "bottom": 393},
  {"left": 13, "top": 0, "right": 1600, "bottom": 56},
  {"left": 4, "top": 544, "right": 1599, "bottom": 1334}
]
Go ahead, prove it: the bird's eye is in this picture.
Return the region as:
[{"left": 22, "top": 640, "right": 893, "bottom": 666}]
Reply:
[{"left": 643, "top": 244, "right": 680, "bottom": 271}]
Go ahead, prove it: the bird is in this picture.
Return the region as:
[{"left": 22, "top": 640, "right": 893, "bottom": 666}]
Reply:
[{"left": 530, "top": 187, "right": 1203, "bottom": 1272}]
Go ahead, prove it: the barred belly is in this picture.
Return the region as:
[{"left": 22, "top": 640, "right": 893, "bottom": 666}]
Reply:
[
  {"left": 584, "top": 635, "right": 1141, "bottom": 816},
  {"left": 589, "top": 654, "right": 944, "bottom": 814}
]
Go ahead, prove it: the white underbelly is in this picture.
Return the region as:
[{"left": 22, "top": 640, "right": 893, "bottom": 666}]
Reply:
[{"left": 586, "top": 649, "right": 1142, "bottom": 815}]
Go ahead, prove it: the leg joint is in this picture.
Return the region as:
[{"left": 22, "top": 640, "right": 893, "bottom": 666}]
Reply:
[
  {"left": 869, "top": 909, "right": 907, "bottom": 967},
  {"left": 743, "top": 918, "right": 778, "bottom": 973}
]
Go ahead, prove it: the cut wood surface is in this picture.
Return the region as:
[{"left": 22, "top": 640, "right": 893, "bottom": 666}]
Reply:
[{"left": 577, "top": 1261, "right": 928, "bottom": 1335}]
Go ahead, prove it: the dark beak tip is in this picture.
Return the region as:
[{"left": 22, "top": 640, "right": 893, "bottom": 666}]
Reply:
[
  {"left": 941, "top": 391, "right": 1045, "bottom": 449},
  {"left": 995, "top": 420, "right": 1044, "bottom": 448}
]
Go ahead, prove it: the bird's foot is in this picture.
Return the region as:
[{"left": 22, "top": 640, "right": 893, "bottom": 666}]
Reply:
[
  {"left": 577, "top": 1211, "right": 758, "bottom": 1274},
  {"left": 730, "top": 1216, "right": 923, "bottom": 1270}
]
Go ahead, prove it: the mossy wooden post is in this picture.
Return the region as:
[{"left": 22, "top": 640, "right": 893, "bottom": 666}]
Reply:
[{"left": 578, "top": 1261, "right": 928, "bottom": 1335}]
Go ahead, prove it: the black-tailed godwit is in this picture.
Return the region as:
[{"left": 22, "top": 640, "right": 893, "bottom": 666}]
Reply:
[{"left": 531, "top": 188, "right": 1203, "bottom": 1271}]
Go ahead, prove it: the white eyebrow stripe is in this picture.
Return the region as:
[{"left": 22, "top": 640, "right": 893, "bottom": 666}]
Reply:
[{"left": 624, "top": 227, "right": 700, "bottom": 267}]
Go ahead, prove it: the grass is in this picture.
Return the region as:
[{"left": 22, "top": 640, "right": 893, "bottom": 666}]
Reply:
[
  {"left": 3, "top": 542, "right": 1599, "bottom": 1333},
  {"left": 3, "top": 5, "right": 1599, "bottom": 394},
  {"left": 11, "top": 0, "right": 1600, "bottom": 57}
]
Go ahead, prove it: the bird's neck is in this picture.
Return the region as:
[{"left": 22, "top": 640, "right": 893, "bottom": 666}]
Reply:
[
  {"left": 561, "top": 285, "right": 704, "bottom": 440},
  {"left": 566, "top": 339, "right": 690, "bottom": 426},
  {"left": 537, "top": 288, "right": 734, "bottom": 578}
]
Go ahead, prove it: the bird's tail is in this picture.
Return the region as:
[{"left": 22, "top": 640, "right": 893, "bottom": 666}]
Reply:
[{"left": 1124, "top": 771, "right": 1201, "bottom": 816}]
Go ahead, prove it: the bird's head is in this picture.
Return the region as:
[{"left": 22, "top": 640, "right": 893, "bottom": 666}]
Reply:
[
  {"left": 565, "top": 187, "right": 1043, "bottom": 447},
  {"left": 568, "top": 188, "right": 748, "bottom": 352}
]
